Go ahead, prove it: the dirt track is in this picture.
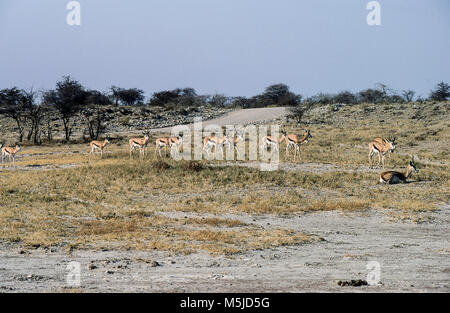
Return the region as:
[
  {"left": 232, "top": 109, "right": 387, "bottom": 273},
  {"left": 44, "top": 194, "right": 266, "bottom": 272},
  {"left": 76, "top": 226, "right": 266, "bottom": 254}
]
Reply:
[{"left": 149, "top": 107, "right": 290, "bottom": 133}]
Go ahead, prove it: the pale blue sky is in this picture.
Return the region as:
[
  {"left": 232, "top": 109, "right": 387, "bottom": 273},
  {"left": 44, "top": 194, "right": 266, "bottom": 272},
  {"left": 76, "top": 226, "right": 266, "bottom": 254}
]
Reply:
[{"left": 0, "top": 0, "right": 449, "bottom": 98}]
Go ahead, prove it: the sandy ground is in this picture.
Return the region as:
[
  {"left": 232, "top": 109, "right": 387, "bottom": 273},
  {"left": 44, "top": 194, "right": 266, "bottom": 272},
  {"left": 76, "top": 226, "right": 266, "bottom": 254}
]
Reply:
[
  {"left": 1, "top": 204, "right": 448, "bottom": 293},
  {"left": 0, "top": 107, "right": 449, "bottom": 293}
]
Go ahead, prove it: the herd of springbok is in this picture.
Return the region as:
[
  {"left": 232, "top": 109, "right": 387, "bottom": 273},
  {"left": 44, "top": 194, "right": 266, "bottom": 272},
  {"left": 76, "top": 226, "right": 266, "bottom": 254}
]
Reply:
[{"left": 0, "top": 128, "right": 418, "bottom": 184}]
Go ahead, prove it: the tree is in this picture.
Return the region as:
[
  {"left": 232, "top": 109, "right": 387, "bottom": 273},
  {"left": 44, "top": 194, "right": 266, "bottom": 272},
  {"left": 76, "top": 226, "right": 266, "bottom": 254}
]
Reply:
[
  {"left": 358, "top": 88, "right": 384, "bottom": 103},
  {"left": 110, "top": 86, "right": 144, "bottom": 106},
  {"left": 82, "top": 90, "right": 110, "bottom": 140},
  {"left": 148, "top": 88, "right": 203, "bottom": 107},
  {"left": 231, "top": 96, "right": 253, "bottom": 109},
  {"left": 402, "top": 90, "right": 415, "bottom": 102},
  {"left": 207, "top": 94, "right": 230, "bottom": 107},
  {"left": 43, "top": 76, "right": 87, "bottom": 142},
  {"left": 289, "top": 103, "right": 313, "bottom": 123},
  {"left": 304, "top": 93, "right": 333, "bottom": 105},
  {"left": 429, "top": 82, "right": 450, "bottom": 101},
  {"left": 263, "top": 84, "right": 291, "bottom": 103},
  {"left": 86, "top": 90, "right": 112, "bottom": 106},
  {"left": 249, "top": 84, "right": 301, "bottom": 107},
  {"left": 0, "top": 87, "right": 28, "bottom": 142},
  {"left": 22, "top": 89, "right": 45, "bottom": 145},
  {"left": 333, "top": 91, "right": 357, "bottom": 104}
]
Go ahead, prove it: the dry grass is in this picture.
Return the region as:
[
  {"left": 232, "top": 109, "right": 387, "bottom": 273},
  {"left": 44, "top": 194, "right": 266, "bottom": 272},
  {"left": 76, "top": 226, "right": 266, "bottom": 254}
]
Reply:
[{"left": 0, "top": 101, "right": 448, "bottom": 253}]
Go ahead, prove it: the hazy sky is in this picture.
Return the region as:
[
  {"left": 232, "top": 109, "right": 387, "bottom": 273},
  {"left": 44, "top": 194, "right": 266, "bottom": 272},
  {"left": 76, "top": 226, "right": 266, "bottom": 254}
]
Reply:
[{"left": 0, "top": 0, "right": 449, "bottom": 98}]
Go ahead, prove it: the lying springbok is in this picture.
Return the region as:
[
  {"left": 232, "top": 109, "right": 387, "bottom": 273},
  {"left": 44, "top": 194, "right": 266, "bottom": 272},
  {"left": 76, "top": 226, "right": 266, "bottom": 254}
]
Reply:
[
  {"left": 369, "top": 137, "right": 396, "bottom": 168},
  {"left": 379, "top": 157, "right": 418, "bottom": 184},
  {"left": 286, "top": 129, "right": 312, "bottom": 162},
  {"left": 1, "top": 144, "right": 21, "bottom": 167},
  {"left": 89, "top": 138, "right": 110, "bottom": 161}
]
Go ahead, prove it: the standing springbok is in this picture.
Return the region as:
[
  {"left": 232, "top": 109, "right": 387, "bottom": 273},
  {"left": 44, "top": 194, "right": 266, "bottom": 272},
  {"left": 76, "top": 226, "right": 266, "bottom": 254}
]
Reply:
[
  {"left": 155, "top": 136, "right": 170, "bottom": 158},
  {"left": 129, "top": 132, "right": 150, "bottom": 160},
  {"left": 286, "top": 129, "right": 312, "bottom": 162},
  {"left": 225, "top": 129, "right": 244, "bottom": 158},
  {"left": 169, "top": 133, "right": 183, "bottom": 156},
  {"left": 261, "top": 130, "right": 286, "bottom": 155},
  {"left": 379, "top": 157, "right": 418, "bottom": 184},
  {"left": 369, "top": 137, "right": 396, "bottom": 168},
  {"left": 203, "top": 133, "right": 229, "bottom": 158},
  {"left": 89, "top": 138, "right": 110, "bottom": 161},
  {"left": 1, "top": 144, "right": 21, "bottom": 167},
  {"left": 373, "top": 137, "right": 396, "bottom": 158}
]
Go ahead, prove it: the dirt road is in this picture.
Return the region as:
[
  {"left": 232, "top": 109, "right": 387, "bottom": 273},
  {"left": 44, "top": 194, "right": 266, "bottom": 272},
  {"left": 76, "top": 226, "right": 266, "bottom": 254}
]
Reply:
[{"left": 149, "top": 107, "right": 290, "bottom": 133}]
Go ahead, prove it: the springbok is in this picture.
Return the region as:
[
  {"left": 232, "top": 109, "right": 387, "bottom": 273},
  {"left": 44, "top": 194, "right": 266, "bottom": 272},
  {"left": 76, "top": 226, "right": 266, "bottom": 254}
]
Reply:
[
  {"left": 169, "top": 133, "right": 183, "bottom": 156},
  {"left": 373, "top": 137, "right": 396, "bottom": 158},
  {"left": 286, "top": 129, "right": 312, "bottom": 162},
  {"left": 369, "top": 137, "right": 396, "bottom": 168},
  {"left": 155, "top": 136, "right": 170, "bottom": 158},
  {"left": 379, "top": 157, "right": 418, "bottom": 184},
  {"left": 89, "top": 138, "right": 110, "bottom": 161},
  {"left": 129, "top": 132, "right": 150, "bottom": 160},
  {"left": 1, "top": 144, "right": 21, "bottom": 167},
  {"left": 203, "top": 133, "right": 230, "bottom": 158},
  {"left": 225, "top": 129, "right": 244, "bottom": 158},
  {"left": 262, "top": 130, "right": 286, "bottom": 155}
]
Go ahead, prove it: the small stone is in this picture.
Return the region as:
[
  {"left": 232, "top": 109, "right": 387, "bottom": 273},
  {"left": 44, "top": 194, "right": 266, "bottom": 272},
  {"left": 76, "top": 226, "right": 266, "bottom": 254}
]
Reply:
[
  {"left": 149, "top": 261, "right": 160, "bottom": 267},
  {"left": 87, "top": 264, "right": 97, "bottom": 270}
]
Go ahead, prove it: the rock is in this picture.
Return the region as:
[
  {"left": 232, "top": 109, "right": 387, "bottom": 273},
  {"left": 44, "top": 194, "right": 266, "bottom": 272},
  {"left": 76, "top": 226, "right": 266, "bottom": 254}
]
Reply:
[
  {"left": 87, "top": 264, "right": 97, "bottom": 270},
  {"left": 337, "top": 279, "right": 368, "bottom": 287},
  {"left": 149, "top": 260, "right": 160, "bottom": 267}
]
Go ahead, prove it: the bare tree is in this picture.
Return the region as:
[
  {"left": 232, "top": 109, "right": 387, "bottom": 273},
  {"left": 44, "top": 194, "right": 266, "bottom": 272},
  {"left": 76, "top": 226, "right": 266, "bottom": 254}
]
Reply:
[
  {"left": 22, "top": 89, "right": 45, "bottom": 145},
  {"left": 402, "top": 90, "right": 415, "bottom": 102}
]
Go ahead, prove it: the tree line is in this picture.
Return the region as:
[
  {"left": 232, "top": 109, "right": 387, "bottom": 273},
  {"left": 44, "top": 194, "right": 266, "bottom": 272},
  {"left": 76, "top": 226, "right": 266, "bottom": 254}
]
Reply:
[{"left": 0, "top": 76, "right": 448, "bottom": 144}]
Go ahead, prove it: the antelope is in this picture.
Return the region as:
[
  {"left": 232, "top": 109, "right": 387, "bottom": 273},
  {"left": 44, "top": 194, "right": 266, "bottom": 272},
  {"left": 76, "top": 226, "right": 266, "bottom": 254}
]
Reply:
[
  {"left": 226, "top": 129, "right": 244, "bottom": 158},
  {"left": 89, "top": 138, "right": 110, "bottom": 161},
  {"left": 203, "top": 133, "right": 230, "bottom": 157},
  {"left": 369, "top": 137, "right": 396, "bottom": 168},
  {"left": 379, "top": 157, "right": 418, "bottom": 184},
  {"left": 1, "top": 144, "right": 21, "bottom": 167},
  {"left": 286, "top": 129, "right": 312, "bottom": 162},
  {"left": 169, "top": 133, "right": 183, "bottom": 156},
  {"left": 155, "top": 136, "right": 170, "bottom": 158},
  {"left": 129, "top": 132, "right": 150, "bottom": 160},
  {"left": 261, "top": 130, "right": 286, "bottom": 155},
  {"left": 373, "top": 137, "right": 396, "bottom": 158}
]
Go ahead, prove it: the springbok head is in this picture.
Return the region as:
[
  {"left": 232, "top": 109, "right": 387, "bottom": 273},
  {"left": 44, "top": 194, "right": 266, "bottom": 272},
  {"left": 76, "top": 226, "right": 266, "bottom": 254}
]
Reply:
[
  {"left": 387, "top": 136, "right": 397, "bottom": 153},
  {"left": 305, "top": 129, "right": 312, "bottom": 139}
]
